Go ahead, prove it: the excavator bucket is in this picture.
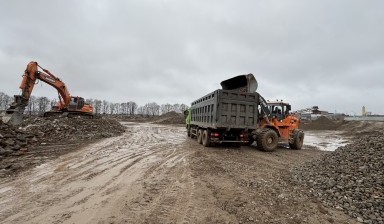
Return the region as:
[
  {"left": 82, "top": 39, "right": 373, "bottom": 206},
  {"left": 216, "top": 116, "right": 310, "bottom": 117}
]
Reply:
[
  {"left": 2, "top": 111, "right": 24, "bottom": 126},
  {"left": 220, "top": 73, "right": 258, "bottom": 93},
  {"left": 2, "top": 95, "right": 27, "bottom": 126}
]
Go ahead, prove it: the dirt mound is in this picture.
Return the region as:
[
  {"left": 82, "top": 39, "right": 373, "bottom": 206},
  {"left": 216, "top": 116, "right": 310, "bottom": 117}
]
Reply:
[
  {"left": 153, "top": 111, "right": 185, "bottom": 124},
  {"left": 300, "top": 116, "right": 340, "bottom": 130},
  {"left": 338, "top": 120, "right": 384, "bottom": 135},
  {"left": 312, "top": 116, "right": 336, "bottom": 125},
  {"left": 293, "top": 133, "right": 384, "bottom": 223}
]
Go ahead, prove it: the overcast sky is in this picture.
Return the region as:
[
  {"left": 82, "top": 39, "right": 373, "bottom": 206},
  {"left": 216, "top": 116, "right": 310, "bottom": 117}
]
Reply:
[{"left": 0, "top": 0, "right": 383, "bottom": 115}]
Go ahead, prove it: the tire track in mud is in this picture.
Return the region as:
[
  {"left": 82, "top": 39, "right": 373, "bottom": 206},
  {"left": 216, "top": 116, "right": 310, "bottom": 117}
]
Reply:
[{"left": 0, "top": 123, "right": 191, "bottom": 224}]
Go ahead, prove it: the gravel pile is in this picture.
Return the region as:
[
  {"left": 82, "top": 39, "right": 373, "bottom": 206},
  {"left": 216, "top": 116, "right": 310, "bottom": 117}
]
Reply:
[
  {"left": 20, "top": 117, "right": 125, "bottom": 142},
  {"left": 0, "top": 116, "right": 125, "bottom": 159},
  {"left": 293, "top": 133, "right": 384, "bottom": 223}
]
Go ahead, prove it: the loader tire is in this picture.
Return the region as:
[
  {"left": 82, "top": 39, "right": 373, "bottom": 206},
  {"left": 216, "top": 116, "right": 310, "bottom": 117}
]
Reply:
[
  {"left": 202, "top": 130, "right": 210, "bottom": 147},
  {"left": 289, "top": 130, "right": 304, "bottom": 150},
  {"left": 257, "top": 129, "right": 278, "bottom": 152},
  {"left": 197, "top": 129, "right": 203, "bottom": 144}
]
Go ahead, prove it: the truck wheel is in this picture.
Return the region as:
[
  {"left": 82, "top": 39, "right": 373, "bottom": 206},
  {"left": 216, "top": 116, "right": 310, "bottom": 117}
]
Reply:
[
  {"left": 202, "top": 130, "right": 210, "bottom": 147},
  {"left": 197, "top": 129, "right": 203, "bottom": 144},
  {"left": 289, "top": 130, "right": 304, "bottom": 150},
  {"left": 257, "top": 129, "right": 278, "bottom": 152}
]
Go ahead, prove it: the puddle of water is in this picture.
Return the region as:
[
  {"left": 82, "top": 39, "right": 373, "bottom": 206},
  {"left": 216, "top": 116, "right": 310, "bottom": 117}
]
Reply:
[{"left": 304, "top": 130, "right": 349, "bottom": 151}]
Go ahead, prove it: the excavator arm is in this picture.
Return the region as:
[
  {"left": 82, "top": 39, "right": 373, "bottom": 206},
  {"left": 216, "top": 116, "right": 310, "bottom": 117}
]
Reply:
[{"left": 3, "top": 61, "right": 72, "bottom": 125}]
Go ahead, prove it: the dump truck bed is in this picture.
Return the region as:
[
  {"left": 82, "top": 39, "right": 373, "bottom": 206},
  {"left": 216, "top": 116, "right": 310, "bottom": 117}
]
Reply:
[{"left": 190, "top": 89, "right": 259, "bottom": 129}]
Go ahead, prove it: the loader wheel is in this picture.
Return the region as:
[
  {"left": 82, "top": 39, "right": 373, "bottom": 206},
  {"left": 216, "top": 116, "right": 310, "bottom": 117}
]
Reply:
[
  {"left": 289, "top": 130, "right": 304, "bottom": 150},
  {"left": 197, "top": 129, "right": 203, "bottom": 144},
  {"left": 257, "top": 129, "right": 278, "bottom": 152},
  {"left": 202, "top": 130, "right": 210, "bottom": 147}
]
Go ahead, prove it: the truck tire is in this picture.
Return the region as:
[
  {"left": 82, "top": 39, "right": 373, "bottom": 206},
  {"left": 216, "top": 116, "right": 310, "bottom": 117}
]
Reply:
[
  {"left": 197, "top": 129, "right": 203, "bottom": 144},
  {"left": 289, "top": 130, "right": 304, "bottom": 150},
  {"left": 257, "top": 129, "right": 278, "bottom": 152},
  {"left": 202, "top": 130, "right": 210, "bottom": 147}
]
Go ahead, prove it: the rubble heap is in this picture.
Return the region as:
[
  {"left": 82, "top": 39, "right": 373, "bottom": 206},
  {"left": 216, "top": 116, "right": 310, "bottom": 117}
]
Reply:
[
  {"left": 293, "top": 133, "right": 384, "bottom": 223},
  {"left": 20, "top": 117, "right": 125, "bottom": 142},
  {"left": 0, "top": 117, "right": 125, "bottom": 159},
  {"left": 0, "top": 119, "right": 39, "bottom": 158}
]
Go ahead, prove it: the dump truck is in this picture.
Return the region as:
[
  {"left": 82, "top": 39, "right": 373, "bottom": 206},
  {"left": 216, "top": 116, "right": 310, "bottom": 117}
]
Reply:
[{"left": 185, "top": 73, "right": 304, "bottom": 151}]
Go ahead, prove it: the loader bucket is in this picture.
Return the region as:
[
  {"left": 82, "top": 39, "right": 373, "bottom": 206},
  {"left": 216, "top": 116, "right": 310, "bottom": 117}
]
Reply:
[{"left": 220, "top": 73, "right": 258, "bottom": 93}]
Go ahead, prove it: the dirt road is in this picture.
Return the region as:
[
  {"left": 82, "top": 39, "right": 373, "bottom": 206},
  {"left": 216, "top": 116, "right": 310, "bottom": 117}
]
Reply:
[{"left": 0, "top": 122, "right": 356, "bottom": 224}]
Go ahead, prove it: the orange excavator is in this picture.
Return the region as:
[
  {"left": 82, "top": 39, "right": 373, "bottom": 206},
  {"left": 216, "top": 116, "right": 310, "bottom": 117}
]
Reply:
[{"left": 2, "top": 61, "right": 93, "bottom": 125}]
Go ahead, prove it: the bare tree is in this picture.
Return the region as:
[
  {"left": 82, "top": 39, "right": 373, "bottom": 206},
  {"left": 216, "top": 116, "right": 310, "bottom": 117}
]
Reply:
[
  {"left": 37, "top": 97, "right": 50, "bottom": 114},
  {"left": 0, "top": 92, "right": 12, "bottom": 111},
  {"left": 102, "top": 100, "right": 109, "bottom": 114},
  {"left": 94, "top": 100, "right": 102, "bottom": 114},
  {"left": 26, "top": 96, "right": 38, "bottom": 115},
  {"left": 129, "top": 101, "right": 137, "bottom": 115},
  {"left": 114, "top": 103, "right": 121, "bottom": 115},
  {"left": 145, "top": 102, "right": 160, "bottom": 116},
  {"left": 161, "top": 103, "right": 173, "bottom": 114},
  {"left": 180, "top": 104, "right": 189, "bottom": 113},
  {"left": 173, "top": 103, "right": 181, "bottom": 113},
  {"left": 50, "top": 98, "right": 57, "bottom": 108},
  {"left": 120, "top": 102, "right": 128, "bottom": 115},
  {"left": 136, "top": 106, "right": 144, "bottom": 115},
  {"left": 109, "top": 102, "right": 115, "bottom": 115}
]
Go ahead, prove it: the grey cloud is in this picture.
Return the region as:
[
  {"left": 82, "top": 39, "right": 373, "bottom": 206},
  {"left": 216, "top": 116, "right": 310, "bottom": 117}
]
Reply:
[{"left": 0, "top": 0, "right": 383, "bottom": 114}]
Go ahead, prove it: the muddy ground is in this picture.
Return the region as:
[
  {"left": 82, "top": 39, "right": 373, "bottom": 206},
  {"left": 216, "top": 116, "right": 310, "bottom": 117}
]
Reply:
[
  {"left": 1, "top": 120, "right": 359, "bottom": 224},
  {"left": 0, "top": 115, "right": 382, "bottom": 223},
  {"left": 0, "top": 117, "right": 125, "bottom": 178}
]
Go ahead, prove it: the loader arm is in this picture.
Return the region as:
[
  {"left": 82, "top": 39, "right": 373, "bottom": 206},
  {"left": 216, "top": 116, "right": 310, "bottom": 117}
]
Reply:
[{"left": 258, "top": 95, "right": 271, "bottom": 122}]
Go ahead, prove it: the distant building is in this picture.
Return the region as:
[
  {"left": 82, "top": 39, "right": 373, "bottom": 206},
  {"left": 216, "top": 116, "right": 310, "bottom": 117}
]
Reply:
[{"left": 362, "top": 106, "right": 366, "bottom": 116}]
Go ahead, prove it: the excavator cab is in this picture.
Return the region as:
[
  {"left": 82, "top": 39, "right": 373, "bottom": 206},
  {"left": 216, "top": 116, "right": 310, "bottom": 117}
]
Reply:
[{"left": 69, "top": 97, "right": 85, "bottom": 110}]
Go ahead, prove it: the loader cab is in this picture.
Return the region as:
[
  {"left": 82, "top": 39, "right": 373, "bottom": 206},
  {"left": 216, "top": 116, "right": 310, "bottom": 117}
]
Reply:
[{"left": 267, "top": 102, "right": 291, "bottom": 121}]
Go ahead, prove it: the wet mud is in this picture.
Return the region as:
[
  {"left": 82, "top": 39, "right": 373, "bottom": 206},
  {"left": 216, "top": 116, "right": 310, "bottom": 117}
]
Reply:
[{"left": 0, "top": 122, "right": 356, "bottom": 224}]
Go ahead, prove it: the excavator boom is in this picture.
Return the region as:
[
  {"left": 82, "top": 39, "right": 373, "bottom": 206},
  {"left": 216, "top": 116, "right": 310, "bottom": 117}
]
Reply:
[{"left": 2, "top": 61, "right": 93, "bottom": 125}]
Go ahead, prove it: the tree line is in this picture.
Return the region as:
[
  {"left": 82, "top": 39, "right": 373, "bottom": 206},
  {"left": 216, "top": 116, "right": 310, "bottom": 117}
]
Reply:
[{"left": 0, "top": 92, "right": 189, "bottom": 116}]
